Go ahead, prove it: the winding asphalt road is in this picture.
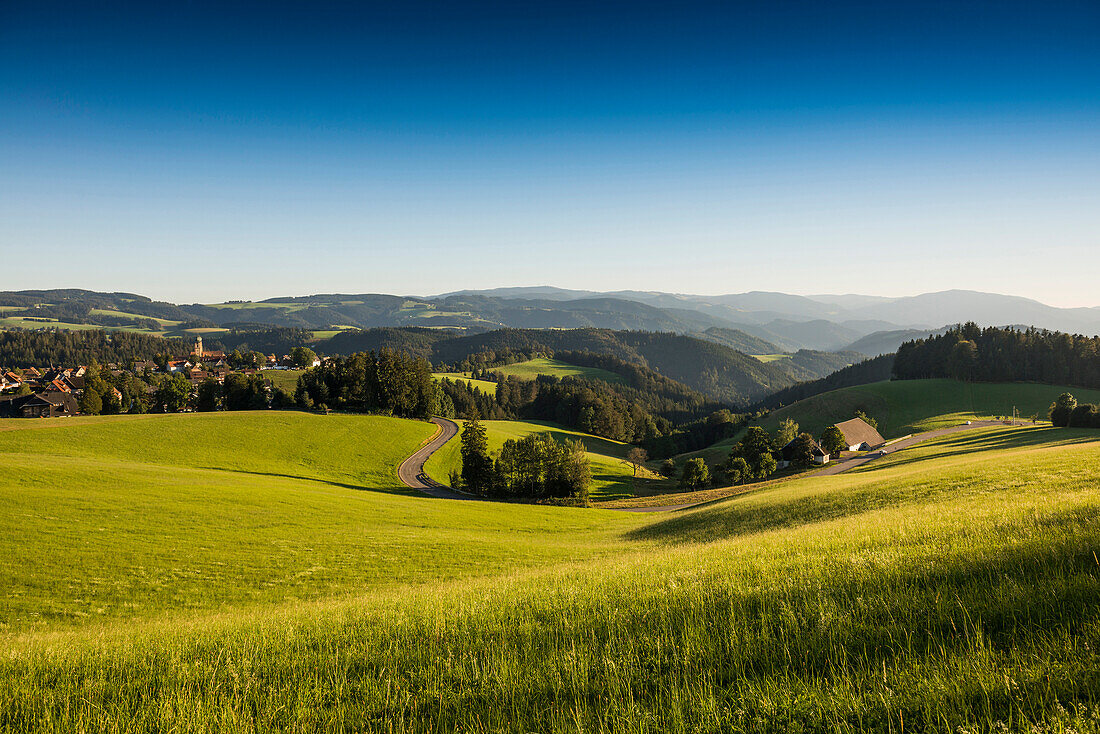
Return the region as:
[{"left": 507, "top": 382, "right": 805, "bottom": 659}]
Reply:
[{"left": 396, "top": 417, "right": 469, "bottom": 499}]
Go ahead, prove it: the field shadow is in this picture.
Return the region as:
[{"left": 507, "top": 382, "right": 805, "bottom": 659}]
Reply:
[
  {"left": 204, "top": 467, "right": 419, "bottom": 496},
  {"left": 850, "top": 426, "right": 1100, "bottom": 475},
  {"left": 624, "top": 429, "right": 1099, "bottom": 545},
  {"left": 643, "top": 504, "right": 1100, "bottom": 677}
]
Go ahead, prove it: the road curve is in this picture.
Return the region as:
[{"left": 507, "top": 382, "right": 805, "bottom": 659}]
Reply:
[{"left": 397, "top": 417, "right": 469, "bottom": 499}]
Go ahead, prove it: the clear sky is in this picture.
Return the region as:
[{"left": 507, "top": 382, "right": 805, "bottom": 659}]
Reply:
[{"left": 1, "top": 1, "right": 1098, "bottom": 306}]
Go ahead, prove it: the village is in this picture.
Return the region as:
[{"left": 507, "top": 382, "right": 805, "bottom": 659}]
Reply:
[{"left": 0, "top": 337, "right": 321, "bottom": 418}]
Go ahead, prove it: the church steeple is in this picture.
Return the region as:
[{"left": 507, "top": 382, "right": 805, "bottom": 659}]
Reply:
[{"left": 194, "top": 336, "right": 203, "bottom": 359}]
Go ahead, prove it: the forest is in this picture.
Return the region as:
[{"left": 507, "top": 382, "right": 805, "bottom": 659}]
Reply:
[
  {"left": 294, "top": 349, "right": 442, "bottom": 419},
  {"left": 0, "top": 330, "right": 185, "bottom": 367},
  {"left": 894, "top": 324, "right": 1100, "bottom": 389}
]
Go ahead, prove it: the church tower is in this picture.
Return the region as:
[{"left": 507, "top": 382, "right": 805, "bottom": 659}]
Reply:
[{"left": 194, "top": 336, "right": 204, "bottom": 359}]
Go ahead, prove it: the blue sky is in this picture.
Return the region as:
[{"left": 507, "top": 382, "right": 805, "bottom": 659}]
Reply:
[{"left": 1, "top": 1, "right": 1098, "bottom": 305}]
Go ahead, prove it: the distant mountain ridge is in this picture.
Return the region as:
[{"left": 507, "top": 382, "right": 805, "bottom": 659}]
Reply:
[{"left": 2, "top": 287, "right": 1097, "bottom": 352}]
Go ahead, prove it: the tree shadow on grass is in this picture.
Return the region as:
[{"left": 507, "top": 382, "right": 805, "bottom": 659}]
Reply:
[
  {"left": 203, "top": 467, "right": 420, "bottom": 497},
  {"left": 624, "top": 430, "right": 1100, "bottom": 545},
  {"left": 849, "top": 426, "right": 1100, "bottom": 475}
]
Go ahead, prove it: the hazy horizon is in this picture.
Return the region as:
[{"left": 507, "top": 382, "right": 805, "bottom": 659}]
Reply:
[{"left": 2, "top": 2, "right": 1098, "bottom": 306}]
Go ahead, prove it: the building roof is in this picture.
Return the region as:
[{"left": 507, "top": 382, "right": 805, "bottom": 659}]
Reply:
[
  {"left": 833, "top": 418, "right": 886, "bottom": 448},
  {"left": 778, "top": 436, "right": 828, "bottom": 461},
  {"left": 41, "top": 391, "right": 79, "bottom": 413}
]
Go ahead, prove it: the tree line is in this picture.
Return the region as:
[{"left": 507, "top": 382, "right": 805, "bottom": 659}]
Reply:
[
  {"left": 0, "top": 330, "right": 185, "bottom": 368},
  {"left": 895, "top": 324, "right": 1100, "bottom": 388}
]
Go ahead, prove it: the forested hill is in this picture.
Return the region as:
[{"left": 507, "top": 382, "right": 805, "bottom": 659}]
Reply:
[
  {"left": 0, "top": 330, "right": 186, "bottom": 367},
  {"left": 895, "top": 324, "right": 1100, "bottom": 389},
  {"left": 327, "top": 327, "right": 803, "bottom": 406},
  {"left": 757, "top": 354, "right": 897, "bottom": 409}
]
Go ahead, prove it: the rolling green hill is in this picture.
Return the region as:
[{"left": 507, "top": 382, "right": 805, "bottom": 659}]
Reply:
[
  {"left": 423, "top": 419, "right": 665, "bottom": 500},
  {"left": 760, "top": 378, "right": 1100, "bottom": 437},
  {"left": 685, "top": 378, "right": 1100, "bottom": 466},
  {"left": 0, "top": 412, "right": 646, "bottom": 632},
  {"left": 3, "top": 418, "right": 1100, "bottom": 731}
]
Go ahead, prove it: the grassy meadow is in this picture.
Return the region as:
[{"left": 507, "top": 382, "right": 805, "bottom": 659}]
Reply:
[
  {"left": 431, "top": 372, "right": 500, "bottom": 394},
  {"left": 0, "top": 412, "right": 646, "bottom": 634},
  {"left": 423, "top": 418, "right": 665, "bottom": 500},
  {"left": 490, "top": 356, "right": 624, "bottom": 384},
  {"left": 685, "top": 378, "right": 1100, "bottom": 466},
  {"left": 2, "top": 417, "right": 1100, "bottom": 731},
  {"left": 752, "top": 353, "right": 791, "bottom": 363},
  {"left": 262, "top": 369, "right": 307, "bottom": 392}
]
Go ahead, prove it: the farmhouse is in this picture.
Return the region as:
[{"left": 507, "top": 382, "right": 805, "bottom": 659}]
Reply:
[
  {"left": 0, "top": 391, "right": 78, "bottom": 418},
  {"left": 776, "top": 437, "right": 830, "bottom": 469},
  {"left": 833, "top": 417, "right": 886, "bottom": 451}
]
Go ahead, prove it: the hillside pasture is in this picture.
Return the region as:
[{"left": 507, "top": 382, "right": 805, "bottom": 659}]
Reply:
[
  {"left": 683, "top": 378, "right": 1100, "bottom": 466},
  {"left": 0, "top": 412, "right": 644, "bottom": 633},
  {"left": 3, "top": 423, "right": 1100, "bottom": 731},
  {"left": 431, "top": 372, "right": 499, "bottom": 395},
  {"left": 491, "top": 357, "right": 624, "bottom": 384},
  {"left": 424, "top": 418, "right": 666, "bottom": 500},
  {"left": 262, "top": 369, "right": 306, "bottom": 392}
]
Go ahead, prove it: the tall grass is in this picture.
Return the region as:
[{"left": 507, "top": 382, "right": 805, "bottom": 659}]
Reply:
[{"left": 2, "top": 425, "right": 1100, "bottom": 731}]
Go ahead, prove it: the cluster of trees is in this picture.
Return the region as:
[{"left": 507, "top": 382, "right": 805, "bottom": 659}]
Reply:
[
  {"left": 1049, "top": 393, "right": 1100, "bottom": 429},
  {"left": 295, "top": 349, "right": 443, "bottom": 418},
  {"left": 718, "top": 427, "right": 779, "bottom": 484},
  {"left": 457, "top": 417, "right": 591, "bottom": 500},
  {"left": 0, "top": 330, "right": 183, "bottom": 368},
  {"left": 67, "top": 362, "right": 197, "bottom": 415},
  {"left": 439, "top": 369, "right": 732, "bottom": 449},
  {"left": 895, "top": 324, "right": 1100, "bottom": 389},
  {"left": 218, "top": 327, "right": 315, "bottom": 356},
  {"left": 196, "top": 374, "right": 292, "bottom": 412},
  {"left": 670, "top": 411, "right": 878, "bottom": 490}
]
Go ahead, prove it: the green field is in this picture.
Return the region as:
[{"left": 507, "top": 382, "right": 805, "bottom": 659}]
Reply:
[
  {"left": 686, "top": 378, "right": 1100, "bottom": 466},
  {"left": 180, "top": 326, "right": 231, "bottom": 335},
  {"left": 3, "top": 413, "right": 1100, "bottom": 731},
  {"left": 431, "top": 372, "right": 499, "bottom": 394},
  {"left": 0, "top": 412, "right": 643, "bottom": 633},
  {"left": 262, "top": 369, "right": 306, "bottom": 392},
  {"left": 491, "top": 357, "right": 624, "bottom": 384},
  {"left": 0, "top": 317, "right": 105, "bottom": 332},
  {"left": 424, "top": 419, "right": 665, "bottom": 500},
  {"left": 88, "top": 308, "right": 182, "bottom": 327},
  {"left": 203, "top": 301, "right": 307, "bottom": 311},
  {"left": 752, "top": 353, "right": 791, "bottom": 363}
]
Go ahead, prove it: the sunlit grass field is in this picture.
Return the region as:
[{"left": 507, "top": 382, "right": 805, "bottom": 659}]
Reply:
[
  {"left": 423, "top": 418, "right": 665, "bottom": 500},
  {"left": 0, "top": 412, "right": 644, "bottom": 633},
  {"left": 490, "top": 356, "right": 624, "bottom": 384},
  {"left": 431, "top": 372, "right": 499, "bottom": 394},
  {"left": 262, "top": 368, "right": 306, "bottom": 392},
  {"left": 684, "top": 378, "right": 1100, "bottom": 466},
  {"left": 2, "top": 413, "right": 1100, "bottom": 732}
]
